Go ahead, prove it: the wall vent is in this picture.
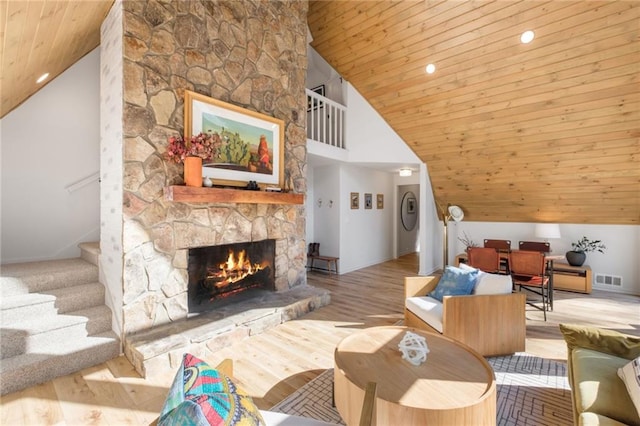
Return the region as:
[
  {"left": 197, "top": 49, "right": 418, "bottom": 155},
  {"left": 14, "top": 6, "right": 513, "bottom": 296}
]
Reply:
[{"left": 594, "top": 273, "right": 623, "bottom": 287}]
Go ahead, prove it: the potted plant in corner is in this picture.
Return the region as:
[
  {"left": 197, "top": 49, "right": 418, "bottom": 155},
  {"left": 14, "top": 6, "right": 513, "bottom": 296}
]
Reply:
[{"left": 566, "top": 236, "right": 606, "bottom": 267}]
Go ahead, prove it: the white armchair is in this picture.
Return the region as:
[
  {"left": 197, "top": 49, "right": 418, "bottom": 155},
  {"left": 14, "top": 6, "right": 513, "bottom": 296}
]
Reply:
[{"left": 404, "top": 273, "right": 526, "bottom": 357}]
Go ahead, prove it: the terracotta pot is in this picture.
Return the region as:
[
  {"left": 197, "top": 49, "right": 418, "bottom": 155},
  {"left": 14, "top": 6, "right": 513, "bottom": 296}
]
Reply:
[{"left": 183, "top": 156, "right": 203, "bottom": 187}]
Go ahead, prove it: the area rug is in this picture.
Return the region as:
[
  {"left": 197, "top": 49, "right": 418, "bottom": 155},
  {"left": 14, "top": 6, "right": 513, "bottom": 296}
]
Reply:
[{"left": 270, "top": 353, "right": 572, "bottom": 426}]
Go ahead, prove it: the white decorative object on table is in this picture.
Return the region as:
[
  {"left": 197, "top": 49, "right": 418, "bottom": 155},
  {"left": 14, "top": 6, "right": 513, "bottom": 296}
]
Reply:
[{"left": 398, "top": 331, "right": 430, "bottom": 366}]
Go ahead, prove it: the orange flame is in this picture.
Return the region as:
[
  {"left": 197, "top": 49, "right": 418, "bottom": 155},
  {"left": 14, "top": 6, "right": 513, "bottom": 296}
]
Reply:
[{"left": 207, "top": 249, "right": 264, "bottom": 288}]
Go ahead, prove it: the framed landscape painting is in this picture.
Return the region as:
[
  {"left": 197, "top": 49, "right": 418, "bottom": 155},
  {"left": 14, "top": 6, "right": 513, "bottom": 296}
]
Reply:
[{"left": 184, "top": 90, "right": 284, "bottom": 188}]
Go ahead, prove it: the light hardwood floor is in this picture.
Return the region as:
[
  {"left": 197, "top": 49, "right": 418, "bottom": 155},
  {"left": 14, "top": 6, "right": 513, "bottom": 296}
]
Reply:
[{"left": 1, "top": 253, "right": 638, "bottom": 425}]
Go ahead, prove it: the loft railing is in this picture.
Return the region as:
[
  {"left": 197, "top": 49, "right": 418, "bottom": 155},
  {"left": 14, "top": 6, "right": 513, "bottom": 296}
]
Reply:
[{"left": 306, "top": 88, "right": 346, "bottom": 149}]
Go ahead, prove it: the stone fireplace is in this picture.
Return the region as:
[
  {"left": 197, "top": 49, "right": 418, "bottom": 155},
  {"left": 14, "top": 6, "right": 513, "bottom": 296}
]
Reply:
[
  {"left": 100, "top": 0, "right": 330, "bottom": 378},
  {"left": 188, "top": 239, "right": 276, "bottom": 313}
]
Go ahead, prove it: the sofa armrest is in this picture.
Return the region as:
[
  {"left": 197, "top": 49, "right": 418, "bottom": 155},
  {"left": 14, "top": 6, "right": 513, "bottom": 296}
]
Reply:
[
  {"left": 442, "top": 292, "right": 526, "bottom": 356},
  {"left": 559, "top": 323, "right": 640, "bottom": 361},
  {"left": 404, "top": 275, "right": 441, "bottom": 298}
]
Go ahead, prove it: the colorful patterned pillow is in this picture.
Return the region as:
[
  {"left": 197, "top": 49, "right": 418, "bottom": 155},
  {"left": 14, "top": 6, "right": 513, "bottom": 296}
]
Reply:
[
  {"left": 429, "top": 265, "right": 479, "bottom": 302},
  {"left": 159, "top": 353, "right": 265, "bottom": 426}
]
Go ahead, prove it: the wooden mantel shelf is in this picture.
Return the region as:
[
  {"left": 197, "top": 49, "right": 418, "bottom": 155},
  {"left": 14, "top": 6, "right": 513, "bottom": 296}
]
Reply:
[{"left": 164, "top": 185, "right": 304, "bottom": 205}]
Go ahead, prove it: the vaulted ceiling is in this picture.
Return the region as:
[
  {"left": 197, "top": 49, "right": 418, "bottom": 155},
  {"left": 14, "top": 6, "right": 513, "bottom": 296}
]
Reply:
[
  {"left": 308, "top": 0, "right": 639, "bottom": 224},
  {"left": 2, "top": 1, "right": 638, "bottom": 224},
  {"left": 0, "top": 0, "right": 112, "bottom": 117}
]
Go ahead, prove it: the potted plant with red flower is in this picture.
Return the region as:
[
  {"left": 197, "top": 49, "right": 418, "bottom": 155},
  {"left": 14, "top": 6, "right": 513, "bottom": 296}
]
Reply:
[{"left": 164, "top": 132, "right": 220, "bottom": 186}]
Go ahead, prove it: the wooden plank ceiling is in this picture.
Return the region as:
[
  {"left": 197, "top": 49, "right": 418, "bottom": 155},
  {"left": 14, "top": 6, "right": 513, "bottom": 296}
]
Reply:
[
  {"left": 0, "top": 0, "right": 112, "bottom": 118},
  {"left": 308, "top": 0, "right": 640, "bottom": 224},
  {"left": 1, "top": 1, "right": 637, "bottom": 225}
]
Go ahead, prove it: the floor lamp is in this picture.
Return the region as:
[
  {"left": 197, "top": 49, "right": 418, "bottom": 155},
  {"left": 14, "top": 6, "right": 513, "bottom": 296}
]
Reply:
[{"left": 443, "top": 205, "right": 465, "bottom": 268}]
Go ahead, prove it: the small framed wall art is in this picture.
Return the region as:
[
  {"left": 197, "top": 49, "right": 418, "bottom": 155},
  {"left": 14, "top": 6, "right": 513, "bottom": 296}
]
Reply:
[
  {"left": 350, "top": 192, "right": 359, "bottom": 209},
  {"left": 364, "top": 193, "right": 373, "bottom": 209},
  {"left": 377, "top": 194, "right": 384, "bottom": 209},
  {"left": 407, "top": 197, "right": 416, "bottom": 214}
]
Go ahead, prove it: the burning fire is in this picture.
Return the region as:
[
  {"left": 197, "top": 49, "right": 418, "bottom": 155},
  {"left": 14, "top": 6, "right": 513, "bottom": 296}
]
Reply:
[{"left": 207, "top": 249, "right": 264, "bottom": 288}]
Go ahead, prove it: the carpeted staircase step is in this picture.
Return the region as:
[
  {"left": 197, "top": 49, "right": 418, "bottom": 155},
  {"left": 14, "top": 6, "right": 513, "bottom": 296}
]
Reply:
[
  {"left": 0, "top": 258, "right": 98, "bottom": 298},
  {"left": 78, "top": 242, "right": 100, "bottom": 266},
  {"left": 0, "top": 250, "right": 121, "bottom": 396},
  {"left": 1, "top": 282, "right": 106, "bottom": 325},
  {"left": 0, "top": 305, "right": 113, "bottom": 360},
  {"left": 0, "top": 330, "right": 120, "bottom": 396}
]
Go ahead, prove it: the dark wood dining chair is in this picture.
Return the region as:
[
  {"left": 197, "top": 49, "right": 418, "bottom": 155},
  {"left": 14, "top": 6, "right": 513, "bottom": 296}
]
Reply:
[
  {"left": 509, "top": 250, "right": 550, "bottom": 321},
  {"left": 518, "top": 241, "right": 551, "bottom": 253},
  {"left": 467, "top": 247, "right": 500, "bottom": 273},
  {"left": 484, "top": 239, "right": 511, "bottom": 273},
  {"left": 484, "top": 239, "right": 511, "bottom": 251}
]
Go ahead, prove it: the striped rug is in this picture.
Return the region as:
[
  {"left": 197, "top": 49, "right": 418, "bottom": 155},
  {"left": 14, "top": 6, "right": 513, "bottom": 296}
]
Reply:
[{"left": 270, "top": 352, "right": 572, "bottom": 426}]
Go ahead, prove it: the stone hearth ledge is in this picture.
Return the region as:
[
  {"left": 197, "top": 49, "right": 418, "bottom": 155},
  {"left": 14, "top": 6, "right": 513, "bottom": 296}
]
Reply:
[{"left": 124, "top": 285, "right": 330, "bottom": 378}]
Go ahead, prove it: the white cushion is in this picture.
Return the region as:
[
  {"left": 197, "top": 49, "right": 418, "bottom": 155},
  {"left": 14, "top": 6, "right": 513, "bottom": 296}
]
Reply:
[
  {"left": 617, "top": 356, "right": 640, "bottom": 418},
  {"left": 259, "top": 410, "right": 336, "bottom": 426},
  {"left": 458, "top": 262, "right": 476, "bottom": 272},
  {"left": 405, "top": 296, "right": 443, "bottom": 333},
  {"left": 473, "top": 271, "right": 513, "bottom": 295}
]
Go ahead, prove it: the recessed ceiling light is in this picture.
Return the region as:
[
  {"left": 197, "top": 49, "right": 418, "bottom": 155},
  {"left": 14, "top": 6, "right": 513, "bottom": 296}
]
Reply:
[
  {"left": 520, "top": 30, "right": 535, "bottom": 44},
  {"left": 36, "top": 73, "right": 49, "bottom": 84},
  {"left": 425, "top": 63, "right": 436, "bottom": 74}
]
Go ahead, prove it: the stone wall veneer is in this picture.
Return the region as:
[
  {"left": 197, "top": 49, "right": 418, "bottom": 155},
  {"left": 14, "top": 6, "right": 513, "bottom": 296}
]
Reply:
[{"left": 120, "top": 0, "right": 310, "bottom": 341}]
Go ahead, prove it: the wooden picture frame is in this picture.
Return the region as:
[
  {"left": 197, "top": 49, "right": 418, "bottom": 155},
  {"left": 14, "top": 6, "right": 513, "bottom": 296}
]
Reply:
[
  {"left": 350, "top": 192, "right": 359, "bottom": 209},
  {"left": 364, "top": 193, "right": 372, "bottom": 209},
  {"left": 377, "top": 194, "right": 384, "bottom": 209},
  {"left": 184, "top": 90, "right": 284, "bottom": 188}
]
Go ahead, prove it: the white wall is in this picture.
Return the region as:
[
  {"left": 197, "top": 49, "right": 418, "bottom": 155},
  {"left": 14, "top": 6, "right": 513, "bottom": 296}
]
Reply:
[
  {"left": 305, "top": 165, "right": 315, "bottom": 245},
  {"left": 306, "top": 70, "right": 430, "bottom": 276},
  {"left": 1, "top": 49, "right": 100, "bottom": 263},
  {"left": 306, "top": 47, "right": 344, "bottom": 105},
  {"left": 311, "top": 165, "right": 341, "bottom": 261},
  {"left": 339, "top": 165, "right": 395, "bottom": 273},
  {"left": 100, "top": 0, "right": 124, "bottom": 337},
  {"left": 450, "top": 221, "right": 640, "bottom": 295},
  {"left": 413, "top": 163, "right": 440, "bottom": 275},
  {"left": 345, "top": 84, "right": 420, "bottom": 164},
  {"left": 308, "top": 161, "right": 403, "bottom": 276}
]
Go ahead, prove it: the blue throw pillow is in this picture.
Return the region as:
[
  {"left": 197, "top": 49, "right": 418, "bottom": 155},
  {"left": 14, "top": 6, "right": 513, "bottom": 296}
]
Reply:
[{"left": 429, "top": 265, "right": 479, "bottom": 302}]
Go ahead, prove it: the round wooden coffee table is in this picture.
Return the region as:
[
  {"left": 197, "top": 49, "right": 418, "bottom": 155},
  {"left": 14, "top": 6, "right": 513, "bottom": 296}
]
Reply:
[{"left": 334, "top": 326, "right": 496, "bottom": 425}]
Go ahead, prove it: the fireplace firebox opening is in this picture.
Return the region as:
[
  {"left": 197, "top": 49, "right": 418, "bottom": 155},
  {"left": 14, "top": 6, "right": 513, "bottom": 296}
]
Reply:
[{"left": 188, "top": 239, "right": 276, "bottom": 313}]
